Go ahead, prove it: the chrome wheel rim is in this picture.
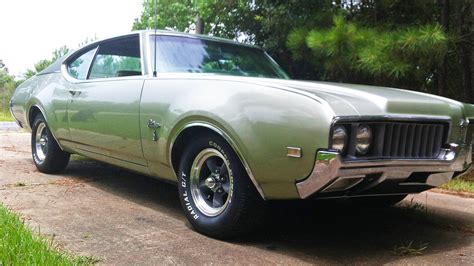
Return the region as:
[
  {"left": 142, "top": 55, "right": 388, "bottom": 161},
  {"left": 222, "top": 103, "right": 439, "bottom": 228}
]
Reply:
[
  {"left": 190, "top": 148, "right": 233, "bottom": 217},
  {"left": 34, "top": 122, "right": 48, "bottom": 163}
]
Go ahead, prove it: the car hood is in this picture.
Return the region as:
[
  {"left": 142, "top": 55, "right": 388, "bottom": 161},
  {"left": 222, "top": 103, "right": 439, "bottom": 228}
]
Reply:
[{"left": 256, "top": 79, "right": 466, "bottom": 119}]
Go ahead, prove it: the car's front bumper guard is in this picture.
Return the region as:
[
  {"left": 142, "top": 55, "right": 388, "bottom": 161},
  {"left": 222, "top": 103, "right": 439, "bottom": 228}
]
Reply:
[{"left": 296, "top": 143, "right": 472, "bottom": 199}]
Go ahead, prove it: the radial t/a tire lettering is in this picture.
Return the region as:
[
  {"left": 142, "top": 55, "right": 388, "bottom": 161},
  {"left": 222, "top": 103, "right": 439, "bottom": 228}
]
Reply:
[{"left": 177, "top": 133, "right": 264, "bottom": 239}]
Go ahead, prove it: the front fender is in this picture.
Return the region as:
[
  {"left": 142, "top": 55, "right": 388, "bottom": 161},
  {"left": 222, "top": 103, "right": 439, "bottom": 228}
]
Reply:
[
  {"left": 24, "top": 74, "right": 70, "bottom": 143},
  {"left": 141, "top": 77, "right": 334, "bottom": 199}
]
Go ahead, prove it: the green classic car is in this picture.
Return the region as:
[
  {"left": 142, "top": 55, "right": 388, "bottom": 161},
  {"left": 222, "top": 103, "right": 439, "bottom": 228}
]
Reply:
[{"left": 10, "top": 31, "right": 473, "bottom": 238}]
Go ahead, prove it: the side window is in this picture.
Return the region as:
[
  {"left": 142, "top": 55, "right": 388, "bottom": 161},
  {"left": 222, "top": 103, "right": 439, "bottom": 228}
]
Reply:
[
  {"left": 67, "top": 47, "right": 97, "bottom": 80},
  {"left": 89, "top": 35, "right": 142, "bottom": 79}
]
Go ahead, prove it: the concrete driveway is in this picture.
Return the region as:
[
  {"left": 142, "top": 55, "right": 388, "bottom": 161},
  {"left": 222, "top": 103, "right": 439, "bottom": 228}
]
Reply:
[{"left": 0, "top": 131, "right": 473, "bottom": 265}]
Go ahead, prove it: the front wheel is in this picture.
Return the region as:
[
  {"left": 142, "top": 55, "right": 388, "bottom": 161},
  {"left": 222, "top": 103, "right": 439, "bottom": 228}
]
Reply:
[
  {"left": 31, "top": 114, "right": 70, "bottom": 173},
  {"left": 177, "top": 134, "right": 264, "bottom": 239}
]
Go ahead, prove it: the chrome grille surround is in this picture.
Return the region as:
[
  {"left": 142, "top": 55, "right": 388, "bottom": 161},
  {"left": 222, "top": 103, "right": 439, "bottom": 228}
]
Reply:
[{"left": 330, "top": 117, "right": 450, "bottom": 160}]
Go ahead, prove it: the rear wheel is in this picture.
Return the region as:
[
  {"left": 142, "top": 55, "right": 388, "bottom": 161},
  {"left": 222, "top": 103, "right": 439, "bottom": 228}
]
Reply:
[
  {"left": 177, "top": 134, "right": 264, "bottom": 239},
  {"left": 31, "top": 114, "right": 70, "bottom": 173}
]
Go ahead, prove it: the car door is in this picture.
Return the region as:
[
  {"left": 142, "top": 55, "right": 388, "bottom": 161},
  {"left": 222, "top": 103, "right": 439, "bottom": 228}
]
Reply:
[{"left": 65, "top": 34, "right": 146, "bottom": 165}]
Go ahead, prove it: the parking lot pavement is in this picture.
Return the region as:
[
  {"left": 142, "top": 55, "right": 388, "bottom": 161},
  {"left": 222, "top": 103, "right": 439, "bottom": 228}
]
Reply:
[{"left": 0, "top": 131, "right": 473, "bottom": 264}]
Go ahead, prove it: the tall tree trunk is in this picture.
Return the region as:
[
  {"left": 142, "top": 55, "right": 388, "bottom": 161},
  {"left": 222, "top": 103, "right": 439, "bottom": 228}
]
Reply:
[
  {"left": 460, "top": 0, "right": 473, "bottom": 102},
  {"left": 437, "top": 0, "right": 449, "bottom": 96},
  {"left": 374, "top": 0, "right": 382, "bottom": 23},
  {"left": 195, "top": 15, "right": 204, "bottom": 34}
]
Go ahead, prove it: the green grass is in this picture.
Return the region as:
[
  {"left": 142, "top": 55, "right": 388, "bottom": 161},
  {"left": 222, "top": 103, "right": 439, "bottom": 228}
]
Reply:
[
  {"left": 399, "top": 198, "right": 427, "bottom": 213},
  {"left": 441, "top": 172, "right": 474, "bottom": 193},
  {"left": 441, "top": 178, "right": 474, "bottom": 193},
  {"left": 0, "top": 204, "right": 97, "bottom": 265},
  {"left": 0, "top": 111, "right": 13, "bottom": 121},
  {"left": 392, "top": 241, "right": 429, "bottom": 256}
]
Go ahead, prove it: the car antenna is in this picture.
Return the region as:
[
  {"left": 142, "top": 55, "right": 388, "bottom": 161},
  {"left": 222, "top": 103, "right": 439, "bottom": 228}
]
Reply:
[{"left": 153, "top": 0, "right": 158, "bottom": 77}]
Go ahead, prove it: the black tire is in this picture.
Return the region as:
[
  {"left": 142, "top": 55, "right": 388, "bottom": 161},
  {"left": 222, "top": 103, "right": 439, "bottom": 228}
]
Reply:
[
  {"left": 177, "top": 133, "right": 264, "bottom": 239},
  {"left": 352, "top": 194, "right": 407, "bottom": 207},
  {"left": 31, "top": 114, "right": 70, "bottom": 173}
]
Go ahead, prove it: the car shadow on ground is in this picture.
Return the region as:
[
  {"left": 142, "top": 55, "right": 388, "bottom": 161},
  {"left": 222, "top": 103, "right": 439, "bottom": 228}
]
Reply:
[{"left": 63, "top": 158, "right": 472, "bottom": 264}]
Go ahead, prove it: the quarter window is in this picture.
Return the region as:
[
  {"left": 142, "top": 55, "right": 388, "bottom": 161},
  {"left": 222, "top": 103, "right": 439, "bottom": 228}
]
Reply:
[
  {"left": 89, "top": 36, "right": 142, "bottom": 79},
  {"left": 67, "top": 47, "right": 97, "bottom": 80}
]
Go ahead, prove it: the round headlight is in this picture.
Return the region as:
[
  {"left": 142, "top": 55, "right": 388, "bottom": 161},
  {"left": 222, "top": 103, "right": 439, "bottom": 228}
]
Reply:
[
  {"left": 356, "top": 124, "right": 372, "bottom": 155},
  {"left": 331, "top": 125, "right": 347, "bottom": 152}
]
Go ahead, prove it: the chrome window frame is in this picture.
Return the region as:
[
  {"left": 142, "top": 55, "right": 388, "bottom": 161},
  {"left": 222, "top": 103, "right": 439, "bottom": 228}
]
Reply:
[
  {"left": 65, "top": 46, "right": 98, "bottom": 81},
  {"left": 61, "top": 32, "right": 147, "bottom": 84}
]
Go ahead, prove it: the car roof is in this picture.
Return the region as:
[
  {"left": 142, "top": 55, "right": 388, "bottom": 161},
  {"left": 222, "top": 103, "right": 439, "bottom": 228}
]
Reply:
[
  {"left": 39, "top": 30, "right": 264, "bottom": 77},
  {"left": 70, "top": 30, "right": 262, "bottom": 58},
  {"left": 136, "top": 30, "right": 261, "bottom": 50}
]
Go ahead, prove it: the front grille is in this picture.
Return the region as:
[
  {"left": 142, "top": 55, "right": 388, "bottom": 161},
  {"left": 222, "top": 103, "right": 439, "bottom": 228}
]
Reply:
[
  {"left": 373, "top": 122, "right": 445, "bottom": 159},
  {"left": 337, "top": 121, "right": 448, "bottom": 159}
]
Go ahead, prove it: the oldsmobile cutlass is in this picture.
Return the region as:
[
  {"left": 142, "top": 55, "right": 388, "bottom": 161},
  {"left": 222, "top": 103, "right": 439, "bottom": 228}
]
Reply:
[{"left": 10, "top": 31, "right": 473, "bottom": 238}]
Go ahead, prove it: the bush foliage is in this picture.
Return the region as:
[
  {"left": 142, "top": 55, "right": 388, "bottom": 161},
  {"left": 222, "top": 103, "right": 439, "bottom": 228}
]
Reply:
[{"left": 288, "top": 16, "right": 448, "bottom": 92}]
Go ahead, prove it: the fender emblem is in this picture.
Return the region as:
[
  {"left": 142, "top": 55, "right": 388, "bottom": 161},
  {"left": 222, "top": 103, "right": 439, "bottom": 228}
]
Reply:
[{"left": 147, "top": 119, "right": 161, "bottom": 141}]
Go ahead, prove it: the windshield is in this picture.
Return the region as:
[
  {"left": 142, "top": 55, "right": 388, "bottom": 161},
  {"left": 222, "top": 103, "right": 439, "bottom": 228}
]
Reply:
[{"left": 150, "top": 35, "right": 289, "bottom": 79}]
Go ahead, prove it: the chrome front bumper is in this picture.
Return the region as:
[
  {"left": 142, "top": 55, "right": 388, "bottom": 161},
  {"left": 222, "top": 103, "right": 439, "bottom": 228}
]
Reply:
[{"left": 296, "top": 143, "right": 472, "bottom": 199}]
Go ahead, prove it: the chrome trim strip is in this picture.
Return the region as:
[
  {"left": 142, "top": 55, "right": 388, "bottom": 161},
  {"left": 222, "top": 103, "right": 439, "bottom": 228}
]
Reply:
[
  {"left": 9, "top": 99, "right": 22, "bottom": 127},
  {"left": 145, "top": 32, "right": 153, "bottom": 78},
  {"left": 296, "top": 143, "right": 472, "bottom": 199},
  {"left": 36, "top": 70, "right": 61, "bottom": 76},
  {"left": 169, "top": 122, "right": 266, "bottom": 199},
  {"left": 85, "top": 45, "right": 100, "bottom": 80},
  {"left": 139, "top": 31, "right": 146, "bottom": 76},
  {"left": 331, "top": 115, "right": 452, "bottom": 125}
]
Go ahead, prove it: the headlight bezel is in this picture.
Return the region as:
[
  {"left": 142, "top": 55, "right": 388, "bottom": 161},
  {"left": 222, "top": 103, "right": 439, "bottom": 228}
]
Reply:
[
  {"left": 329, "top": 123, "right": 373, "bottom": 156},
  {"left": 355, "top": 124, "right": 372, "bottom": 155},
  {"left": 331, "top": 125, "right": 348, "bottom": 152}
]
